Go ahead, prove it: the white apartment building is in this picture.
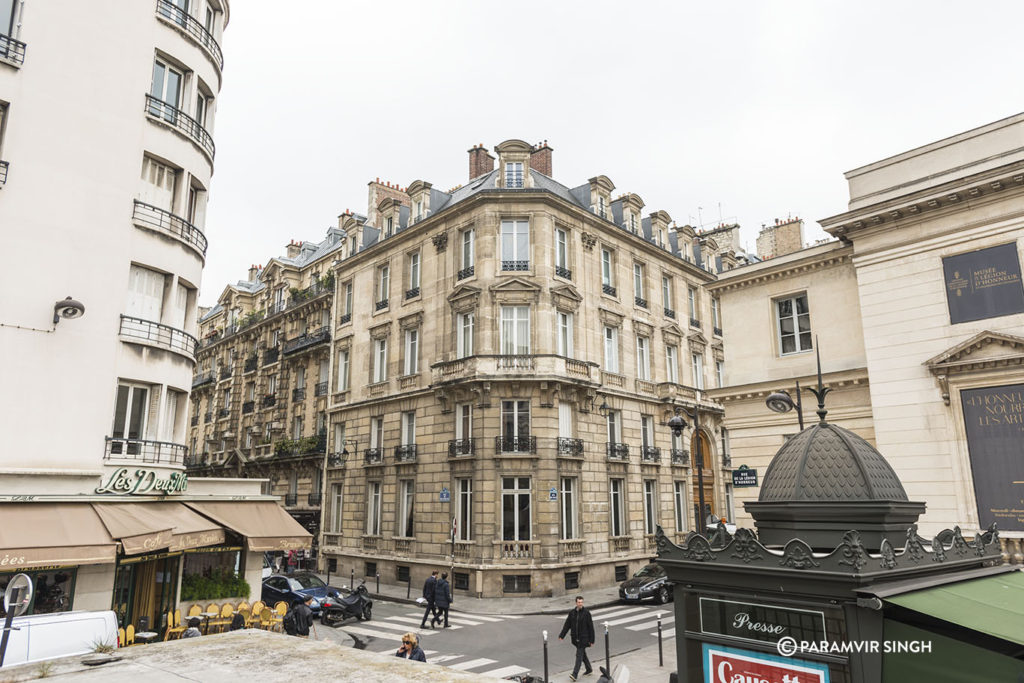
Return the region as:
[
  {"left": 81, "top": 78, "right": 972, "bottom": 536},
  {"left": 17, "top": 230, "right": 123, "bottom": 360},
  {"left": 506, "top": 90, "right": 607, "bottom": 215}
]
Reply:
[{"left": 0, "top": 0, "right": 307, "bottom": 636}]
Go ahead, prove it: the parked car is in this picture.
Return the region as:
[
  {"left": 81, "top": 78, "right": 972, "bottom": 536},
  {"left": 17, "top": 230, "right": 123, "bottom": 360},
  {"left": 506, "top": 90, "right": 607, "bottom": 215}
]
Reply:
[
  {"left": 619, "top": 563, "right": 672, "bottom": 604},
  {"left": 260, "top": 572, "right": 339, "bottom": 616},
  {"left": 0, "top": 610, "right": 118, "bottom": 668}
]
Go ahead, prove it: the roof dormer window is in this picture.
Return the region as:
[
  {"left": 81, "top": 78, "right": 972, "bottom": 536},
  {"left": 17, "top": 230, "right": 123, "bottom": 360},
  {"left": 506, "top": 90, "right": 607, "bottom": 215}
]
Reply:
[
  {"left": 506, "top": 162, "right": 524, "bottom": 189},
  {"left": 598, "top": 196, "right": 606, "bottom": 219},
  {"left": 386, "top": 216, "right": 393, "bottom": 237},
  {"left": 629, "top": 213, "right": 637, "bottom": 234}
]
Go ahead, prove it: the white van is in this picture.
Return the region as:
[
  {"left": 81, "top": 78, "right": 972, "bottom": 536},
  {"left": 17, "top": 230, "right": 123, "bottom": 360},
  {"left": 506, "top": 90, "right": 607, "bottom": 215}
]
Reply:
[{"left": 0, "top": 610, "right": 118, "bottom": 667}]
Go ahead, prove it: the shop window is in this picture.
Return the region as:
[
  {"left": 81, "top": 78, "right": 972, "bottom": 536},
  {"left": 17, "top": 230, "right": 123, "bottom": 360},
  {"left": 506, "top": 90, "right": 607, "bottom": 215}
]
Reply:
[
  {"left": 503, "top": 574, "right": 531, "bottom": 593},
  {"left": 0, "top": 569, "right": 75, "bottom": 617}
]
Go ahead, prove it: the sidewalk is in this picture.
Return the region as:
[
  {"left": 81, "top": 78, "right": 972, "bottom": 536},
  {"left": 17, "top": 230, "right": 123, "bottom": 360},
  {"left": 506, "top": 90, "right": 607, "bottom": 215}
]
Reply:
[
  {"left": 317, "top": 572, "right": 624, "bottom": 615},
  {"left": 546, "top": 640, "right": 676, "bottom": 683}
]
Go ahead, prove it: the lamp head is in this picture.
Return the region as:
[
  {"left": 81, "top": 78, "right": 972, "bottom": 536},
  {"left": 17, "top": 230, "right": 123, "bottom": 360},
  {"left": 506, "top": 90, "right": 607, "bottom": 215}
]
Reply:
[
  {"left": 598, "top": 399, "right": 609, "bottom": 417},
  {"left": 53, "top": 297, "right": 85, "bottom": 324},
  {"left": 667, "top": 413, "right": 687, "bottom": 437},
  {"left": 765, "top": 390, "right": 795, "bottom": 414}
]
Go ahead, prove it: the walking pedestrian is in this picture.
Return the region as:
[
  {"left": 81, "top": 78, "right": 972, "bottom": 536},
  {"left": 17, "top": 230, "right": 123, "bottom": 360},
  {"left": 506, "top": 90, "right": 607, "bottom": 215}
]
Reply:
[
  {"left": 395, "top": 632, "right": 427, "bottom": 662},
  {"left": 286, "top": 549, "right": 298, "bottom": 574},
  {"left": 419, "top": 569, "right": 438, "bottom": 629},
  {"left": 432, "top": 572, "right": 451, "bottom": 628},
  {"left": 558, "top": 595, "right": 595, "bottom": 681},
  {"left": 285, "top": 595, "right": 315, "bottom": 638}
]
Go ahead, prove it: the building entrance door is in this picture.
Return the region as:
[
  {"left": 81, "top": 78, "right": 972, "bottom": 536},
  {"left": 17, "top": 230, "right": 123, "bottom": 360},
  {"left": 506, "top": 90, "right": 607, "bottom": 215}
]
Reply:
[{"left": 691, "top": 430, "right": 715, "bottom": 528}]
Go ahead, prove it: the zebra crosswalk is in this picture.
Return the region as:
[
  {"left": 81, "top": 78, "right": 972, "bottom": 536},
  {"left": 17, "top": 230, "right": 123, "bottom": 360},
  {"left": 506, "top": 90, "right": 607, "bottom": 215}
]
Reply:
[
  {"left": 349, "top": 609, "right": 531, "bottom": 679},
  {"left": 557, "top": 603, "right": 677, "bottom": 639}
]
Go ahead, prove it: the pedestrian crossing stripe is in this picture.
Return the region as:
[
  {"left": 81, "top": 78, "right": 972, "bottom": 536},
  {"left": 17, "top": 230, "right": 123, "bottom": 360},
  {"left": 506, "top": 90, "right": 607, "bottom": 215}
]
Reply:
[
  {"left": 571, "top": 606, "right": 648, "bottom": 621},
  {"left": 449, "top": 657, "right": 498, "bottom": 671},
  {"left": 385, "top": 615, "right": 465, "bottom": 630},
  {"left": 342, "top": 624, "right": 408, "bottom": 642},
  {"left": 605, "top": 611, "right": 673, "bottom": 627},
  {"left": 626, "top": 616, "right": 675, "bottom": 631},
  {"left": 652, "top": 627, "right": 676, "bottom": 638},
  {"left": 481, "top": 665, "right": 531, "bottom": 678}
]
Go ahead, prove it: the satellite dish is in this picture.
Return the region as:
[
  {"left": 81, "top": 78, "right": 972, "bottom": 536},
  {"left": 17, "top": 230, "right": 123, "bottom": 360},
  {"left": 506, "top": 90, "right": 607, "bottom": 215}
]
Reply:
[{"left": 3, "top": 574, "right": 33, "bottom": 618}]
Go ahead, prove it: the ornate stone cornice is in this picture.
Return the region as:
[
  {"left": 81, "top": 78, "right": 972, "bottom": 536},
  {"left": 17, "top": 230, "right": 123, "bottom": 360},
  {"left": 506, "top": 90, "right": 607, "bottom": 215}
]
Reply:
[
  {"left": 707, "top": 246, "right": 853, "bottom": 294},
  {"left": 924, "top": 330, "right": 1024, "bottom": 404},
  {"left": 550, "top": 284, "right": 583, "bottom": 313}
]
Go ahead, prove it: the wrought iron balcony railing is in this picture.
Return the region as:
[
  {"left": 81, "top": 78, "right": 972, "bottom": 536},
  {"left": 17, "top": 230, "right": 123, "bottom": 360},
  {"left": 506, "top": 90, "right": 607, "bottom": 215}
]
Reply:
[
  {"left": 405, "top": 287, "right": 420, "bottom": 299},
  {"left": 0, "top": 160, "right": 7, "bottom": 185},
  {"left": 263, "top": 347, "right": 280, "bottom": 365},
  {"left": 155, "top": 0, "right": 223, "bottom": 71},
  {"left": 261, "top": 394, "right": 277, "bottom": 408},
  {"left": 641, "top": 446, "right": 661, "bottom": 462},
  {"left": 495, "top": 435, "right": 537, "bottom": 454},
  {"left": 144, "top": 95, "right": 215, "bottom": 161},
  {"left": 308, "top": 493, "right": 322, "bottom": 506},
  {"left": 603, "top": 284, "right": 617, "bottom": 296},
  {"left": 192, "top": 371, "right": 215, "bottom": 389},
  {"left": 457, "top": 266, "right": 474, "bottom": 280},
  {"left": 242, "top": 401, "right": 255, "bottom": 414},
  {"left": 714, "top": 326, "right": 723, "bottom": 337},
  {"left": 284, "top": 493, "right": 297, "bottom": 507},
  {"left": 287, "top": 278, "right": 334, "bottom": 308},
  {"left": 219, "top": 368, "right": 232, "bottom": 381},
  {"left": 190, "top": 415, "right": 199, "bottom": 426},
  {"left": 690, "top": 317, "right": 701, "bottom": 329},
  {"left": 274, "top": 434, "right": 326, "bottom": 457},
  {"left": 292, "top": 388, "right": 305, "bottom": 402},
  {"left": 375, "top": 299, "right": 389, "bottom": 311},
  {"left": 105, "top": 437, "right": 186, "bottom": 466},
  {"left": 448, "top": 438, "right": 475, "bottom": 457},
  {"left": 0, "top": 34, "right": 26, "bottom": 66},
  {"left": 501, "top": 260, "right": 529, "bottom": 271},
  {"left": 671, "top": 449, "right": 689, "bottom": 465},
  {"left": 364, "top": 448, "right": 383, "bottom": 464},
  {"left": 339, "top": 312, "right": 351, "bottom": 325},
  {"left": 132, "top": 200, "right": 207, "bottom": 257},
  {"left": 315, "top": 381, "right": 328, "bottom": 397},
  {"left": 606, "top": 442, "right": 630, "bottom": 461},
  {"left": 204, "top": 412, "right": 212, "bottom": 423},
  {"left": 282, "top": 327, "right": 329, "bottom": 355},
  {"left": 394, "top": 444, "right": 417, "bottom": 463},
  {"left": 664, "top": 307, "right": 676, "bottom": 319},
  {"left": 555, "top": 266, "right": 572, "bottom": 279},
  {"left": 244, "top": 356, "right": 258, "bottom": 373},
  {"left": 635, "top": 296, "right": 648, "bottom": 308},
  {"left": 557, "top": 437, "right": 584, "bottom": 456},
  {"left": 119, "top": 315, "right": 198, "bottom": 359},
  {"left": 218, "top": 407, "right": 230, "bottom": 418}
]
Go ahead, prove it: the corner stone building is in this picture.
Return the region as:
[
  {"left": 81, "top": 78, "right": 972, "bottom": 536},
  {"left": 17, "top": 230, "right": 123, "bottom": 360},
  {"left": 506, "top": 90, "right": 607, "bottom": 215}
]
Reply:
[{"left": 191, "top": 139, "right": 741, "bottom": 597}]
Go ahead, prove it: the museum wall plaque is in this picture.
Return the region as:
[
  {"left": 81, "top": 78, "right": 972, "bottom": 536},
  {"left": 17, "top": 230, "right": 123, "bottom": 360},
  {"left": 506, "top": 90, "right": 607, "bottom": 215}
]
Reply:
[{"left": 943, "top": 243, "right": 1024, "bottom": 324}]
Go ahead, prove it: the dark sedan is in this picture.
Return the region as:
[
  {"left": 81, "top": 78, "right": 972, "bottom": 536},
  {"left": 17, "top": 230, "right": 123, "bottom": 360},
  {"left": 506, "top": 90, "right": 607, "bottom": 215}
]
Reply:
[
  {"left": 619, "top": 563, "right": 672, "bottom": 604},
  {"left": 261, "top": 572, "right": 339, "bottom": 616}
]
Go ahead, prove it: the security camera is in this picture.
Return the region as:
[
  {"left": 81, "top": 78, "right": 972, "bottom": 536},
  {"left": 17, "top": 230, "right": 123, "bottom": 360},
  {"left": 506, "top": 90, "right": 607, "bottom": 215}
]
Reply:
[{"left": 53, "top": 297, "right": 86, "bottom": 324}]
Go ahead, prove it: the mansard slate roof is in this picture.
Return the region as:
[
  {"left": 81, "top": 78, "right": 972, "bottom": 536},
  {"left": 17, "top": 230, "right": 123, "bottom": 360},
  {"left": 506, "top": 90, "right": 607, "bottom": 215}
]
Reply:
[{"left": 758, "top": 422, "right": 909, "bottom": 502}]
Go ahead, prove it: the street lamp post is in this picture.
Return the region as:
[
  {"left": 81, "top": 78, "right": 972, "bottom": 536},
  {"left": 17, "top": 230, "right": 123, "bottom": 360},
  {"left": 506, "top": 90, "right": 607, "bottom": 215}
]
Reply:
[
  {"left": 765, "top": 381, "right": 805, "bottom": 430},
  {"left": 667, "top": 401, "right": 707, "bottom": 533}
]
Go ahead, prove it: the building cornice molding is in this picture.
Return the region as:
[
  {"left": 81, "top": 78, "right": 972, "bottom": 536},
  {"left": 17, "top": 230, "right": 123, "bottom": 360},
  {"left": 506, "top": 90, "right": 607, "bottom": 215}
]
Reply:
[
  {"left": 924, "top": 330, "right": 1024, "bottom": 404},
  {"left": 707, "top": 246, "right": 853, "bottom": 293},
  {"left": 709, "top": 367, "right": 870, "bottom": 403}
]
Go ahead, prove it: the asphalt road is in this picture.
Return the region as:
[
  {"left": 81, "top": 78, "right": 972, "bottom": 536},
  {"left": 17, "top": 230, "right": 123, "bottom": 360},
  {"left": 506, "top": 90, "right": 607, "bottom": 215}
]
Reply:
[{"left": 311, "top": 599, "right": 676, "bottom": 679}]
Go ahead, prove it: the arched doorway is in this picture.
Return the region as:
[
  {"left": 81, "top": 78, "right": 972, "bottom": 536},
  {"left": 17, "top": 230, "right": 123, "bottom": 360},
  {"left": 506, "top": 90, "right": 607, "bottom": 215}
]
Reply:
[{"left": 691, "top": 430, "right": 715, "bottom": 528}]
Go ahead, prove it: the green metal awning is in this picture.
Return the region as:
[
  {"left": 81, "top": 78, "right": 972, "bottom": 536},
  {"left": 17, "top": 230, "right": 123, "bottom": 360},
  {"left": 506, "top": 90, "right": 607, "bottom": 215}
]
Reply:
[{"left": 885, "top": 569, "right": 1024, "bottom": 646}]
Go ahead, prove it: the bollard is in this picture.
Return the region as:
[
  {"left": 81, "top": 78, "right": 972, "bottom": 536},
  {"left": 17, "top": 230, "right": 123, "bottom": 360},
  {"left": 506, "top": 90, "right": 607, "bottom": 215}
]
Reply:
[
  {"left": 604, "top": 621, "right": 610, "bottom": 676},
  {"left": 350, "top": 568, "right": 355, "bottom": 588},
  {"left": 657, "top": 611, "right": 663, "bottom": 667},
  {"left": 407, "top": 576, "right": 412, "bottom": 599},
  {"left": 376, "top": 572, "right": 380, "bottom": 594},
  {"left": 543, "top": 630, "right": 549, "bottom": 683}
]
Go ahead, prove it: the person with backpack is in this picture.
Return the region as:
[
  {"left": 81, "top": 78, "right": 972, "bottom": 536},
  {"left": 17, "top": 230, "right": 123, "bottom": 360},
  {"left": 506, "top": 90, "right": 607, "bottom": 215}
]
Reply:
[
  {"left": 284, "top": 595, "right": 315, "bottom": 638},
  {"left": 419, "top": 569, "right": 438, "bottom": 629},
  {"left": 431, "top": 572, "right": 451, "bottom": 628}
]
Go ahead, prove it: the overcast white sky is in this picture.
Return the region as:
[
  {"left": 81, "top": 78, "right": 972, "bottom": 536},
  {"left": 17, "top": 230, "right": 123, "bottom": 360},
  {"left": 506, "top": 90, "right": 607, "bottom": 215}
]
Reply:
[{"left": 201, "top": 1, "right": 1024, "bottom": 305}]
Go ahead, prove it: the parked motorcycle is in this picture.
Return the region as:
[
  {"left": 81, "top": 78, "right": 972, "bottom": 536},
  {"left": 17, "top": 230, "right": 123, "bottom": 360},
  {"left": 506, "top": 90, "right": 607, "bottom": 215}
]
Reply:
[{"left": 319, "top": 580, "right": 372, "bottom": 625}]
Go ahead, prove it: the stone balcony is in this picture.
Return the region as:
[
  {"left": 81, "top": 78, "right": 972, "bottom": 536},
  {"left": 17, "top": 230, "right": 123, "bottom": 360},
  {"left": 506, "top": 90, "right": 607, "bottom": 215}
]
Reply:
[{"left": 432, "top": 355, "right": 599, "bottom": 385}]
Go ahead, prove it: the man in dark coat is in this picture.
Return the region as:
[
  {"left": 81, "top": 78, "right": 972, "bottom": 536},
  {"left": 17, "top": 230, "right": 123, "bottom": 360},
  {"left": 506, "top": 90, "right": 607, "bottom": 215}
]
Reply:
[
  {"left": 559, "top": 595, "right": 595, "bottom": 681},
  {"left": 291, "top": 595, "right": 315, "bottom": 638},
  {"left": 420, "top": 569, "right": 438, "bottom": 628},
  {"left": 432, "top": 572, "right": 452, "bottom": 628}
]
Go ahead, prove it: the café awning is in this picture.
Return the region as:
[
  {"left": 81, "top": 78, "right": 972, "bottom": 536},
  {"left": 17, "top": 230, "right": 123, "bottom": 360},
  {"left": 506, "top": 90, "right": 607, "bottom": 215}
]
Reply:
[
  {"left": 92, "top": 502, "right": 225, "bottom": 554},
  {"left": 0, "top": 504, "right": 117, "bottom": 569},
  {"left": 884, "top": 569, "right": 1024, "bottom": 646},
  {"left": 185, "top": 501, "right": 311, "bottom": 552}
]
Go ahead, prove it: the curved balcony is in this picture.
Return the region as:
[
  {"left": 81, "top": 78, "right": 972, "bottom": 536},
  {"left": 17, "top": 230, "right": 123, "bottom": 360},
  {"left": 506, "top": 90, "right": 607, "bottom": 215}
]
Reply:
[
  {"left": 432, "top": 355, "right": 598, "bottom": 385},
  {"left": 132, "top": 200, "right": 208, "bottom": 258},
  {"left": 0, "top": 160, "right": 8, "bottom": 185},
  {"left": 0, "top": 34, "right": 26, "bottom": 67},
  {"left": 283, "top": 327, "right": 330, "bottom": 355},
  {"left": 119, "top": 315, "right": 198, "bottom": 361},
  {"left": 154, "top": 0, "right": 224, "bottom": 73},
  {"left": 105, "top": 437, "right": 186, "bottom": 466},
  {"left": 144, "top": 94, "right": 215, "bottom": 162}
]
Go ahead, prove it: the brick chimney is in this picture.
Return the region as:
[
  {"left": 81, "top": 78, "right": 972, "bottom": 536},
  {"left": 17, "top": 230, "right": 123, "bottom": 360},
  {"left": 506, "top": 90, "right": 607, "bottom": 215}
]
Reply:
[
  {"left": 286, "top": 240, "right": 302, "bottom": 258},
  {"left": 468, "top": 143, "right": 495, "bottom": 181},
  {"left": 529, "top": 140, "right": 553, "bottom": 177}
]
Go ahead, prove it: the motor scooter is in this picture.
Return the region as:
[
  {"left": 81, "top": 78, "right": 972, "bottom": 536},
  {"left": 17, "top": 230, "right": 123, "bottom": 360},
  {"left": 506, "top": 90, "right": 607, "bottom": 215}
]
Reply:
[{"left": 319, "top": 580, "right": 372, "bottom": 625}]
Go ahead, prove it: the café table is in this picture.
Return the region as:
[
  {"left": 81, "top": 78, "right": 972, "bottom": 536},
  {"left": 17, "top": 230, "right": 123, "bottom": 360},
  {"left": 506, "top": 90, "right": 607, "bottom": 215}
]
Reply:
[
  {"left": 200, "top": 611, "right": 220, "bottom": 634},
  {"left": 135, "top": 630, "right": 159, "bottom": 644}
]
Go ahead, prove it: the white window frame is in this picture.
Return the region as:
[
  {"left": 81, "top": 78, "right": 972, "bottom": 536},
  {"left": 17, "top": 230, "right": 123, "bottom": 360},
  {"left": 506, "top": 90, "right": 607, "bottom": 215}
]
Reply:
[
  {"left": 501, "top": 400, "right": 531, "bottom": 439},
  {"left": 601, "top": 249, "right": 614, "bottom": 287},
  {"left": 373, "top": 338, "right": 388, "bottom": 383},
  {"left": 636, "top": 336, "right": 650, "bottom": 380},
  {"left": 400, "top": 411, "right": 416, "bottom": 446},
  {"left": 644, "top": 479, "right": 657, "bottom": 535},
  {"left": 560, "top": 476, "right": 577, "bottom": 540},
  {"left": 457, "top": 478, "right": 473, "bottom": 541},
  {"left": 500, "top": 219, "right": 530, "bottom": 265},
  {"left": 456, "top": 312, "right": 474, "bottom": 358},
  {"left": 377, "top": 265, "right": 390, "bottom": 304},
  {"left": 112, "top": 382, "right": 150, "bottom": 449},
  {"left": 603, "top": 326, "right": 619, "bottom": 373},
  {"left": 337, "top": 349, "right": 350, "bottom": 392},
  {"left": 666, "top": 345, "right": 679, "bottom": 384},
  {"left": 370, "top": 417, "right": 384, "bottom": 449},
  {"left": 556, "top": 311, "right": 573, "bottom": 357},
  {"left": 399, "top": 479, "right": 415, "bottom": 538},
  {"left": 716, "top": 359, "right": 724, "bottom": 388},
  {"left": 404, "top": 328, "right": 418, "bottom": 375},
  {"left": 692, "top": 352, "right": 705, "bottom": 390},
  {"left": 461, "top": 229, "right": 475, "bottom": 270},
  {"left": 606, "top": 410, "right": 622, "bottom": 444},
  {"left": 330, "top": 483, "right": 344, "bottom": 533},
  {"left": 688, "top": 286, "right": 698, "bottom": 319},
  {"left": 674, "top": 481, "right": 688, "bottom": 532},
  {"left": 609, "top": 478, "right": 625, "bottom": 537},
  {"left": 633, "top": 263, "right": 645, "bottom": 300},
  {"left": 501, "top": 476, "right": 531, "bottom": 541},
  {"left": 712, "top": 297, "right": 721, "bottom": 329},
  {"left": 662, "top": 276, "right": 673, "bottom": 309},
  {"left": 776, "top": 294, "right": 813, "bottom": 355},
  {"left": 500, "top": 305, "right": 530, "bottom": 355},
  {"left": 555, "top": 228, "right": 568, "bottom": 271},
  {"left": 505, "top": 161, "right": 524, "bottom": 188},
  {"left": 366, "top": 481, "right": 381, "bottom": 535},
  {"left": 455, "top": 403, "right": 473, "bottom": 440},
  {"left": 641, "top": 415, "right": 654, "bottom": 450},
  {"left": 408, "top": 251, "right": 420, "bottom": 290}
]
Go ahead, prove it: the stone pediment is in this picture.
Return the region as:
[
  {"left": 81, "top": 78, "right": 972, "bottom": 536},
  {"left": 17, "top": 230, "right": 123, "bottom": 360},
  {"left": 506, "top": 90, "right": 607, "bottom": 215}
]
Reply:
[
  {"left": 598, "top": 307, "right": 625, "bottom": 327},
  {"left": 489, "top": 277, "right": 542, "bottom": 304},
  {"left": 925, "top": 330, "right": 1024, "bottom": 373},
  {"left": 661, "top": 322, "right": 685, "bottom": 340},
  {"left": 448, "top": 284, "right": 482, "bottom": 312},
  {"left": 687, "top": 330, "right": 709, "bottom": 347},
  {"left": 551, "top": 284, "right": 583, "bottom": 312}
]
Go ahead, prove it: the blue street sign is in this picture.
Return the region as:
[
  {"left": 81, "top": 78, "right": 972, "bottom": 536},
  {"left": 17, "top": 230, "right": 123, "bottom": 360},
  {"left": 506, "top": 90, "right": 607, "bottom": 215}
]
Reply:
[
  {"left": 549, "top": 487, "right": 558, "bottom": 501},
  {"left": 439, "top": 487, "right": 451, "bottom": 502}
]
